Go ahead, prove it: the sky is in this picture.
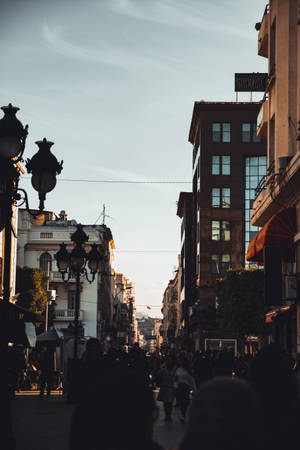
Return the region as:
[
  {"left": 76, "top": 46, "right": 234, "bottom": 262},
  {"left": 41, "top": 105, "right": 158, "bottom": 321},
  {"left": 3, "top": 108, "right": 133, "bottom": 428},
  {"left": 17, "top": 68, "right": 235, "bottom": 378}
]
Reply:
[{"left": 0, "top": 0, "right": 267, "bottom": 317}]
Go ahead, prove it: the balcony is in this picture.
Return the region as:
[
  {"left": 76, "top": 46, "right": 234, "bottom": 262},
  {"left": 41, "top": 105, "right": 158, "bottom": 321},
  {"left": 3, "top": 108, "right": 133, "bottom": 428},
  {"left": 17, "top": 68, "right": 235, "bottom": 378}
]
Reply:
[
  {"left": 54, "top": 309, "right": 84, "bottom": 321},
  {"left": 257, "top": 4, "right": 269, "bottom": 58},
  {"left": 257, "top": 99, "right": 268, "bottom": 138}
]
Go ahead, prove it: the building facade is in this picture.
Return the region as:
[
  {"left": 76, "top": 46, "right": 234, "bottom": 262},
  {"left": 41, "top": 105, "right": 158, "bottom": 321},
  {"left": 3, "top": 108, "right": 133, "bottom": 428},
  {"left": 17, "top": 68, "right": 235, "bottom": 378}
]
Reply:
[
  {"left": 17, "top": 209, "right": 115, "bottom": 339},
  {"left": 181, "top": 101, "right": 267, "bottom": 347},
  {"left": 248, "top": 0, "right": 300, "bottom": 354},
  {"left": 112, "top": 272, "right": 137, "bottom": 347},
  {"left": 161, "top": 264, "right": 181, "bottom": 346}
]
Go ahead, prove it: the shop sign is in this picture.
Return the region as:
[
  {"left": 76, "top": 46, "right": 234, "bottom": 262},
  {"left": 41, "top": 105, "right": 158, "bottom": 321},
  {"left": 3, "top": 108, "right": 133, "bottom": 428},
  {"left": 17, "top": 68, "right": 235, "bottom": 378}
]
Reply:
[{"left": 235, "top": 73, "right": 268, "bottom": 92}]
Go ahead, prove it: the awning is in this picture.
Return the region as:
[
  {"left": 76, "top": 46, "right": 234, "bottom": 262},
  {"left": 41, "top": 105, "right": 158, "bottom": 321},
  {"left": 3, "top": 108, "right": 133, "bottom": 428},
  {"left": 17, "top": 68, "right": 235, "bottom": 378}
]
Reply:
[
  {"left": 246, "top": 208, "right": 296, "bottom": 263},
  {"left": 0, "top": 300, "right": 43, "bottom": 322}
]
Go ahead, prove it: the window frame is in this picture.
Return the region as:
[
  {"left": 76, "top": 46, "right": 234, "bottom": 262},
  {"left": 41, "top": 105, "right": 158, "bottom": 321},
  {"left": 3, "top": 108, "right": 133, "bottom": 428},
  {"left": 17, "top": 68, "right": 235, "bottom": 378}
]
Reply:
[
  {"left": 212, "top": 187, "right": 231, "bottom": 208},
  {"left": 212, "top": 155, "right": 231, "bottom": 176},
  {"left": 211, "top": 220, "right": 231, "bottom": 241},
  {"left": 39, "top": 252, "right": 52, "bottom": 274},
  {"left": 242, "top": 122, "right": 261, "bottom": 143},
  {"left": 211, "top": 254, "right": 231, "bottom": 274},
  {"left": 212, "top": 122, "right": 231, "bottom": 143}
]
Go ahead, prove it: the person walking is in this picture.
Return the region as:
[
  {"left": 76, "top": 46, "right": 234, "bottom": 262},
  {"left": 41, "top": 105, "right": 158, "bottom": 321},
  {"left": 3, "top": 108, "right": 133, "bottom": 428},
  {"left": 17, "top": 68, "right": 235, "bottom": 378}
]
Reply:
[
  {"left": 157, "top": 358, "right": 176, "bottom": 421},
  {"left": 39, "top": 347, "right": 54, "bottom": 398},
  {"left": 174, "top": 355, "right": 196, "bottom": 424}
]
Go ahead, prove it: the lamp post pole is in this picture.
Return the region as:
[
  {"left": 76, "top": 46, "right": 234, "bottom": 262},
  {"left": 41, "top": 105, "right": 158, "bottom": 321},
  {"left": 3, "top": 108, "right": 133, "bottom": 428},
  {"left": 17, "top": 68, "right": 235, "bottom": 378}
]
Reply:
[
  {"left": 55, "top": 226, "right": 102, "bottom": 360},
  {"left": 74, "top": 272, "right": 81, "bottom": 360}
]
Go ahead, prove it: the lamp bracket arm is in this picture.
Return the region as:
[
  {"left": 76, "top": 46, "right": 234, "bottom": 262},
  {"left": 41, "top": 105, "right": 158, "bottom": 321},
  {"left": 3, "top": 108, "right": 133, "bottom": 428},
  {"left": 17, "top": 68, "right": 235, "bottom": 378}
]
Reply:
[
  {"left": 83, "top": 268, "right": 95, "bottom": 284},
  {"left": 17, "top": 188, "right": 45, "bottom": 216}
]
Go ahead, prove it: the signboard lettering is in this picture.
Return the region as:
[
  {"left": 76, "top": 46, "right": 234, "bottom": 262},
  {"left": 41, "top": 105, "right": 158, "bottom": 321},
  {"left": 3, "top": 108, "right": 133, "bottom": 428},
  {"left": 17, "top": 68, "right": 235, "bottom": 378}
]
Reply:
[{"left": 235, "top": 73, "right": 268, "bottom": 92}]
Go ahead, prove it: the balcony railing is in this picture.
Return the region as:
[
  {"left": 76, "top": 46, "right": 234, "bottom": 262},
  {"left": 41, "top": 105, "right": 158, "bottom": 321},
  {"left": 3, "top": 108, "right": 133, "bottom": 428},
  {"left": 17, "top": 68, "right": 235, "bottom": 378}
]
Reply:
[
  {"left": 254, "top": 160, "right": 275, "bottom": 198},
  {"left": 50, "top": 271, "right": 76, "bottom": 282},
  {"left": 54, "top": 309, "right": 83, "bottom": 321}
]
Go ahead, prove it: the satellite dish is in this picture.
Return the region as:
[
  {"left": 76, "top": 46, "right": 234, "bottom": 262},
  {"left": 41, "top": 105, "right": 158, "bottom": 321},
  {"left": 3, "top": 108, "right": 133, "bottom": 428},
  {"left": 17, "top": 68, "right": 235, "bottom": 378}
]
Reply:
[{"left": 30, "top": 214, "right": 46, "bottom": 227}]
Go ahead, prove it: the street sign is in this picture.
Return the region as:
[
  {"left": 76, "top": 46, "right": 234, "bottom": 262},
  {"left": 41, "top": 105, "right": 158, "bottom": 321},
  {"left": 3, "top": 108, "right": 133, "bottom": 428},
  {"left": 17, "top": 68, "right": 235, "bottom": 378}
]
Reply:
[{"left": 235, "top": 73, "right": 268, "bottom": 92}]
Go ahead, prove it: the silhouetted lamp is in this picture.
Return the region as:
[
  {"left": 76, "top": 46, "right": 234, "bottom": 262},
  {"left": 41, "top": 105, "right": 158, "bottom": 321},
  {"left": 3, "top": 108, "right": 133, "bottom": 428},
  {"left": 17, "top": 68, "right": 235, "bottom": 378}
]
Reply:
[{"left": 54, "top": 225, "right": 102, "bottom": 359}]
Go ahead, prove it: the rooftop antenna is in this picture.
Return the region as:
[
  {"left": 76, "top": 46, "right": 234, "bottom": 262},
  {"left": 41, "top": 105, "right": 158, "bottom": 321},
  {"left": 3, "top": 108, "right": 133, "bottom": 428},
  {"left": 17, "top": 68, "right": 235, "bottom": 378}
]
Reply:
[{"left": 94, "top": 204, "right": 113, "bottom": 225}]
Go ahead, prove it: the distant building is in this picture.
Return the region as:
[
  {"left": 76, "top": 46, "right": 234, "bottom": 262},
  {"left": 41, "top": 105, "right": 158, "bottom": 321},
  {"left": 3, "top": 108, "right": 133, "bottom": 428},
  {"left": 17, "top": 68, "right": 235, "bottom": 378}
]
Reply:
[
  {"left": 136, "top": 313, "right": 162, "bottom": 351},
  {"left": 161, "top": 263, "right": 181, "bottom": 346},
  {"left": 112, "top": 272, "right": 137, "bottom": 346},
  {"left": 17, "top": 209, "right": 115, "bottom": 339}
]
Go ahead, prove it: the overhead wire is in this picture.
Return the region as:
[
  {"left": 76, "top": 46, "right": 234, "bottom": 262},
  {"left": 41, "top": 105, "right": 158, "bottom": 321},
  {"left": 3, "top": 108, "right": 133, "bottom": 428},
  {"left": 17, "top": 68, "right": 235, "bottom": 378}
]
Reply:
[{"left": 22, "top": 177, "right": 190, "bottom": 184}]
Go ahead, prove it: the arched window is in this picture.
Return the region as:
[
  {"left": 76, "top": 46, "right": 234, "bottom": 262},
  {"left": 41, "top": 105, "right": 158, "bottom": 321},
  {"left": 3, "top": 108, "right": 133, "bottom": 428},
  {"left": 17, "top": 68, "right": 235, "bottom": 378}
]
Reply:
[{"left": 40, "top": 252, "right": 52, "bottom": 274}]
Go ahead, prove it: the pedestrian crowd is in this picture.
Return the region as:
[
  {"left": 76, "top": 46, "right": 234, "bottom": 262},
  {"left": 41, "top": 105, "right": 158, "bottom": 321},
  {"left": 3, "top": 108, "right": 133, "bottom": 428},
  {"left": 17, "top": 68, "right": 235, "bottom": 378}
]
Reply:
[
  {"left": 8, "top": 340, "right": 300, "bottom": 450},
  {"left": 67, "top": 341, "right": 300, "bottom": 450}
]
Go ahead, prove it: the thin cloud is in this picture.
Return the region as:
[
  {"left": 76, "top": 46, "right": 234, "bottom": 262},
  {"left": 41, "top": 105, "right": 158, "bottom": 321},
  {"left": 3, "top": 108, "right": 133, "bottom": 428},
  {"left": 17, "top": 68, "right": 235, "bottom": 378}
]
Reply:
[
  {"left": 107, "top": 0, "right": 253, "bottom": 40},
  {"left": 42, "top": 23, "right": 183, "bottom": 74}
]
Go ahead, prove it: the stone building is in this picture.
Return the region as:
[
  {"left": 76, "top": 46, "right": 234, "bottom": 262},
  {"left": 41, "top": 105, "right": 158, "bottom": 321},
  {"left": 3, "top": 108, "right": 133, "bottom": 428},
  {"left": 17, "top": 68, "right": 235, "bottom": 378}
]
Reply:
[
  {"left": 247, "top": 0, "right": 300, "bottom": 354},
  {"left": 17, "top": 209, "right": 115, "bottom": 339},
  {"left": 112, "top": 272, "right": 137, "bottom": 346},
  {"left": 161, "top": 264, "right": 181, "bottom": 345}
]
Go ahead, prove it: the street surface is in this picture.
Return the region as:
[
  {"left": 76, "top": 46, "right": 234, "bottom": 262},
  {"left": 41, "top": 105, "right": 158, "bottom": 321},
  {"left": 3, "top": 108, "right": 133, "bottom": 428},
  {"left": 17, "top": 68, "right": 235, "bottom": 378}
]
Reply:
[{"left": 11, "top": 390, "right": 185, "bottom": 450}]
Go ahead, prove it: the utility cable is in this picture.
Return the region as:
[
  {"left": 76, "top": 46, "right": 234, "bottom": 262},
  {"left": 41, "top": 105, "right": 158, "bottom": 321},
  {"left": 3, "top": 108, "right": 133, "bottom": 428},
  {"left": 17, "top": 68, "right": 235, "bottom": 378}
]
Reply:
[{"left": 22, "top": 177, "right": 190, "bottom": 184}]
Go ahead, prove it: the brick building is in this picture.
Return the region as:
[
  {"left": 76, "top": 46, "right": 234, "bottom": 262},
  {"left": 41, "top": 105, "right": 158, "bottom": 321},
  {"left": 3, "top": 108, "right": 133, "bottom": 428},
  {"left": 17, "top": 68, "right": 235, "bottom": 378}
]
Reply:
[{"left": 179, "top": 101, "right": 267, "bottom": 348}]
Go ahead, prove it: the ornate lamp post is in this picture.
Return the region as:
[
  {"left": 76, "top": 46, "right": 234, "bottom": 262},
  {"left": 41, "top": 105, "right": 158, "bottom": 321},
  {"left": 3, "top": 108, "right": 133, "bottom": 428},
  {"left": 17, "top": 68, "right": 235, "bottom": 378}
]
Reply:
[
  {"left": 54, "top": 224, "right": 102, "bottom": 359},
  {"left": 0, "top": 103, "right": 62, "bottom": 448}
]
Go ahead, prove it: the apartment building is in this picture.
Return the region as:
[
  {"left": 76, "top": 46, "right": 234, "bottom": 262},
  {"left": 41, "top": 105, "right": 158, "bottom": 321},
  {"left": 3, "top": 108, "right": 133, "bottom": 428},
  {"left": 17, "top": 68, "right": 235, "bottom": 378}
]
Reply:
[
  {"left": 17, "top": 209, "right": 115, "bottom": 339},
  {"left": 113, "top": 272, "right": 137, "bottom": 346},
  {"left": 161, "top": 264, "right": 181, "bottom": 345},
  {"left": 248, "top": 0, "right": 300, "bottom": 354},
  {"left": 180, "top": 101, "right": 267, "bottom": 347}
]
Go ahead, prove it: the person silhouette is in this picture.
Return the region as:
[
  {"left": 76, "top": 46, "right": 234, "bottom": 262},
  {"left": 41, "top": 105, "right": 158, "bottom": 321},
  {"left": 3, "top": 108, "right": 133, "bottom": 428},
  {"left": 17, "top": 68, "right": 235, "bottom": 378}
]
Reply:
[
  {"left": 69, "top": 368, "right": 162, "bottom": 450},
  {"left": 247, "top": 344, "right": 300, "bottom": 450}
]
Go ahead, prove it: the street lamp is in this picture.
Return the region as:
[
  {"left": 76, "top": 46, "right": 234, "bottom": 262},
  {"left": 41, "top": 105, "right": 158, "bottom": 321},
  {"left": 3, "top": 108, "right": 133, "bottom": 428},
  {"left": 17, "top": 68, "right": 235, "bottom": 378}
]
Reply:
[
  {"left": 54, "top": 224, "right": 102, "bottom": 359},
  {"left": 0, "top": 103, "right": 62, "bottom": 448}
]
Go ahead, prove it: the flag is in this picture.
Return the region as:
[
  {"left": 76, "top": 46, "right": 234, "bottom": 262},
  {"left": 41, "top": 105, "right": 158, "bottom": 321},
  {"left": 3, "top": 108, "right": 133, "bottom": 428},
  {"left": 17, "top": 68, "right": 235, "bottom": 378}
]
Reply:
[{"left": 147, "top": 306, "right": 151, "bottom": 310}]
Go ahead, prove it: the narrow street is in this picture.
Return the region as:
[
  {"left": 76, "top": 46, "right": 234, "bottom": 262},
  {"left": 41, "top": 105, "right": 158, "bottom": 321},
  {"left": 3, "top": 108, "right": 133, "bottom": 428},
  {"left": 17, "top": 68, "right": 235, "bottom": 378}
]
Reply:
[{"left": 11, "top": 390, "right": 185, "bottom": 450}]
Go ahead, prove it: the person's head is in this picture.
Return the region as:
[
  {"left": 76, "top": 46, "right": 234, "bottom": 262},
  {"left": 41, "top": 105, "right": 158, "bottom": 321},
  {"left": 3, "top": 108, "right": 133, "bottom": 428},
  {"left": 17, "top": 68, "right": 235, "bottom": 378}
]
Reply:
[
  {"left": 70, "top": 369, "right": 158, "bottom": 450},
  {"left": 85, "top": 338, "right": 102, "bottom": 359},
  {"left": 180, "top": 377, "right": 261, "bottom": 450}
]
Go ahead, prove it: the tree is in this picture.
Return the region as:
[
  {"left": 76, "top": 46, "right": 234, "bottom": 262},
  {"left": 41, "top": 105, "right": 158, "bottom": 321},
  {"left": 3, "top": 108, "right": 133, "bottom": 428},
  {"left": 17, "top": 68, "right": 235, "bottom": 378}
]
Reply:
[
  {"left": 15, "top": 266, "right": 48, "bottom": 316},
  {"left": 215, "top": 268, "right": 266, "bottom": 338}
]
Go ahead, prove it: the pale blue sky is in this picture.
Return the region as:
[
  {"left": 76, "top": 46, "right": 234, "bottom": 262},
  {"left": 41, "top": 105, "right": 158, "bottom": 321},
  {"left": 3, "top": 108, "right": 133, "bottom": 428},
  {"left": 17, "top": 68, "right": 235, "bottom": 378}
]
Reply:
[{"left": 0, "top": 0, "right": 267, "bottom": 316}]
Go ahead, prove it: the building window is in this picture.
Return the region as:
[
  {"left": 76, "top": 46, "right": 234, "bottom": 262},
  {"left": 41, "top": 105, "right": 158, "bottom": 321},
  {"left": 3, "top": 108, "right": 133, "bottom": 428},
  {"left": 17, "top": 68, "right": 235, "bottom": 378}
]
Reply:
[
  {"left": 212, "top": 188, "right": 231, "bottom": 208},
  {"left": 212, "top": 188, "right": 221, "bottom": 207},
  {"left": 212, "top": 156, "right": 231, "bottom": 175},
  {"left": 40, "top": 232, "right": 53, "bottom": 239},
  {"left": 212, "top": 123, "right": 231, "bottom": 143},
  {"left": 242, "top": 123, "right": 260, "bottom": 143},
  {"left": 212, "top": 221, "right": 231, "bottom": 241},
  {"left": 40, "top": 252, "right": 52, "bottom": 273},
  {"left": 244, "top": 156, "right": 267, "bottom": 266},
  {"left": 68, "top": 291, "right": 76, "bottom": 310},
  {"left": 211, "top": 254, "right": 231, "bottom": 274}
]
